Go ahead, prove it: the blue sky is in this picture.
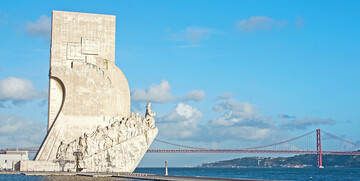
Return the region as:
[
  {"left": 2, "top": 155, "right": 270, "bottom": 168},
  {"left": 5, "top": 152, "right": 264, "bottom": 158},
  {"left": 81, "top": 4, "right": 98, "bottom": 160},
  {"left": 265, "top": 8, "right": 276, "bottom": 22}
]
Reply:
[{"left": 0, "top": 0, "right": 359, "bottom": 167}]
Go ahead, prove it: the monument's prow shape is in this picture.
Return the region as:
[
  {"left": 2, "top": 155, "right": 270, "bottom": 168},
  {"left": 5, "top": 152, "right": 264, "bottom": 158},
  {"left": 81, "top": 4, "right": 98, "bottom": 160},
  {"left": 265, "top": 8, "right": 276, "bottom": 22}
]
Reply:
[{"left": 20, "top": 11, "right": 158, "bottom": 172}]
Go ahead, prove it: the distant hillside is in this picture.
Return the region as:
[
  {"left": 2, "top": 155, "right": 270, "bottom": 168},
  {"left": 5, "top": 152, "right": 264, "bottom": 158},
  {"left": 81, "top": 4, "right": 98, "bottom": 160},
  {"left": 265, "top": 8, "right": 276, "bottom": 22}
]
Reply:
[{"left": 199, "top": 154, "right": 360, "bottom": 168}]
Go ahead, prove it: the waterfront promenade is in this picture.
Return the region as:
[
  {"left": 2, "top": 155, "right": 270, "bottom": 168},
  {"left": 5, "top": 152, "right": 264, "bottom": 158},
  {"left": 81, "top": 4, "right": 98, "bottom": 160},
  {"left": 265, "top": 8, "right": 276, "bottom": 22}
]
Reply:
[{"left": 0, "top": 171, "right": 271, "bottom": 181}]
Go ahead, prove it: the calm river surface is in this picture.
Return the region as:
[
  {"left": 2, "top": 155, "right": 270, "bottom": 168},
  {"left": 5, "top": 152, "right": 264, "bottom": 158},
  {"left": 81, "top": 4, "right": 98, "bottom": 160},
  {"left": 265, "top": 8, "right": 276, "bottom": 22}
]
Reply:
[
  {"left": 0, "top": 167, "right": 359, "bottom": 180},
  {"left": 135, "top": 167, "right": 360, "bottom": 181}
]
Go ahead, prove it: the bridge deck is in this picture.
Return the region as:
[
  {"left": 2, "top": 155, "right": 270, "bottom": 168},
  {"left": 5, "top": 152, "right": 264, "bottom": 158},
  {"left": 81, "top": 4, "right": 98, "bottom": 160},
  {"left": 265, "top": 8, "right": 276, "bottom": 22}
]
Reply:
[{"left": 147, "top": 149, "right": 360, "bottom": 155}]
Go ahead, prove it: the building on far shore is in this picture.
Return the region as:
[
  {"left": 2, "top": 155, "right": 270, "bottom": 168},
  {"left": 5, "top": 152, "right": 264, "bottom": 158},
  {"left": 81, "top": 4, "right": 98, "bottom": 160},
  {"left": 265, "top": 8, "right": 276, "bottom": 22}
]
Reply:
[{"left": 0, "top": 150, "right": 29, "bottom": 171}]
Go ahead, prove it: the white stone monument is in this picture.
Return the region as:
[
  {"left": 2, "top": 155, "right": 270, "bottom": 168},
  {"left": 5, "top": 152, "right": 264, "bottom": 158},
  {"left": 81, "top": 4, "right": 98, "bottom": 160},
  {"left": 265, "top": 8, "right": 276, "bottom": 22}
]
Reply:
[{"left": 20, "top": 10, "right": 158, "bottom": 172}]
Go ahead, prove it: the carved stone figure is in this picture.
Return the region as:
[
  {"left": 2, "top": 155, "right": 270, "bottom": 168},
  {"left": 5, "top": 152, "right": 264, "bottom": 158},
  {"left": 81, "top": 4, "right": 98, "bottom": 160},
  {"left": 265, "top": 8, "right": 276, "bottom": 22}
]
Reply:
[
  {"left": 83, "top": 133, "right": 89, "bottom": 157},
  {"left": 104, "top": 126, "right": 113, "bottom": 149},
  {"left": 65, "top": 141, "right": 77, "bottom": 160},
  {"left": 94, "top": 126, "right": 104, "bottom": 152},
  {"left": 98, "top": 129, "right": 107, "bottom": 151},
  {"left": 145, "top": 102, "right": 156, "bottom": 129},
  {"left": 56, "top": 141, "right": 66, "bottom": 160},
  {"left": 86, "top": 131, "right": 97, "bottom": 156},
  {"left": 108, "top": 124, "right": 117, "bottom": 146}
]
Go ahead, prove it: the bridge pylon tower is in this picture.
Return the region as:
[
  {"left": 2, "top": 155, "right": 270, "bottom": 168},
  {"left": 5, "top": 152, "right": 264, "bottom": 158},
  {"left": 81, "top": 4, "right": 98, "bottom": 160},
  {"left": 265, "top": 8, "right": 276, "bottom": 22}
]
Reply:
[{"left": 316, "top": 129, "right": 323, "bottom": 168}]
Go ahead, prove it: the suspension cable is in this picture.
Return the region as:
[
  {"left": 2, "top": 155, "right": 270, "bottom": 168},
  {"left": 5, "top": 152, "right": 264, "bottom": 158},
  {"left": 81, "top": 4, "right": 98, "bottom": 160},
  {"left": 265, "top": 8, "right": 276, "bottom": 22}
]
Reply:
[
  {"left": 156, "top": 130, "right": 317, "bottom": 150},
  {"left": 154, "top": 139, "right": 206, "bottom": 149},
  {"left": 244, "top": 130, "right": 316, "bottom": 150},
  {"left": 322, "top": 130, "right": 360, "bottom": 147}
]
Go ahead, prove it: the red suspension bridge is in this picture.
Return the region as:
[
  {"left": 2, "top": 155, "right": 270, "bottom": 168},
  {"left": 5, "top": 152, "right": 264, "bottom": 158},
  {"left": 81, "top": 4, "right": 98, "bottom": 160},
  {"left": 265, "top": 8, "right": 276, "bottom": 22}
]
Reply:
[
  {"left": 149, "top": 129, "right": 360, "bottom": 167},
  {"left": 2, "top": 129, "right": 360, "bottom": 168}
]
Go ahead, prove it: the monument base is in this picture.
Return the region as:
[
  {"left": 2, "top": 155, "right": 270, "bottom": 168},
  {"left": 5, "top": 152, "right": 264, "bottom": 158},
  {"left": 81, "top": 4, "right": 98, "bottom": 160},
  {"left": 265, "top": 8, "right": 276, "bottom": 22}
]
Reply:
[{"left": 20, "top": 128, "right": 158, "bottom": 172}]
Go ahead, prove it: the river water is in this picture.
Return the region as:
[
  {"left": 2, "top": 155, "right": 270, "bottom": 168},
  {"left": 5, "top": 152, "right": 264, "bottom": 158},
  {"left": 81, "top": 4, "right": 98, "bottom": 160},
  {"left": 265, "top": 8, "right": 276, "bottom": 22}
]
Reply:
[
  {"left": 0, "top": 167, "right": 359, "bottom": 180},
  {"left": 135, "top": 167, "right": 360, "bottom": 180}
]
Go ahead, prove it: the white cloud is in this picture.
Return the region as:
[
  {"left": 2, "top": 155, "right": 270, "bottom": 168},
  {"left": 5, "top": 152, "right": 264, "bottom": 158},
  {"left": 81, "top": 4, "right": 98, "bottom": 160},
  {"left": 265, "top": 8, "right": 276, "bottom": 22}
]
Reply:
[
  {"left": 212, "top": 99, "right": 262, "bottom": 122},
  {"left": 158, "top": 103, "right": 202, "bottom": 139},
  {"left": 217, "top": 92, "right": 233, "bottom": 100},
  {"left": 172, "top": 26, "right": 212, "bottom": 46},
  {"left": 183, "top": 90, "right": 205, "bottom": 102},
  {"left": 214, "top": 126, "right": 274, "bottom": 141},
  {"left": 156, "top": 95, "right": 282, "bottom": 142},
  {"left": 208, "top": 98, "right": 279, "bottom": 141},
  {"left": 237, "top": 16, "right": 286, "bottom": 32},
  {"left": 277, "top": 113, "right": 296, "bottom": 119},
  {"left": 0, "top": 77, "right": 45, "bottom": 104},
  {"left": 280, "top": 115, "right": 335, "bottom": 130},
  {"left": 0, "top": 114, "right": 46, "bottom": 148},
  {"left": 25, "top": 15, "right": 51, "bottom": 39},
  {"left": 132, "top": 80, "right": 205, "bottom": 103},
  {"left": 153, "top": 92, "right": 336, "bottom": 145},
  {"left": 132, "top": 80, "right": 175, "bottom": 103}
]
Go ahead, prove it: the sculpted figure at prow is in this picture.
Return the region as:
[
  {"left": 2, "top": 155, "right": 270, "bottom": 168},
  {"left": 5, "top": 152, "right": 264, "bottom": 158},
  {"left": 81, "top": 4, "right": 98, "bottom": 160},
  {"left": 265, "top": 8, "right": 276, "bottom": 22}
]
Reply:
[{"left": 145, "top": 102, "right": 156, "bottom": 129}]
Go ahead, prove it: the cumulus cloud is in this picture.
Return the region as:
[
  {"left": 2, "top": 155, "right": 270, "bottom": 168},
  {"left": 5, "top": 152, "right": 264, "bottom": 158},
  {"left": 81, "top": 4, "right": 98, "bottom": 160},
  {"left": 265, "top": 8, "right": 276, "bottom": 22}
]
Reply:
[
  {"left": 0, "top": 114, "right": 46, "bottom": 148},
  {"left": 277, "top": 113, "right": 296, "bottom": 119},
  {"left": 211, "top": 126, "right": 275, "bottom": 141},
  {"left": 132, "top": 80, "right": 205, "bottom": 103},
  {"left": 0, "top": 77, "right": 45, "bottom": 105},
  {"left": 157, "top": 103, "right": 202, "bottom": 139},
  {"left": 172, "top": 26, "right": 212, "bottom": 46},
  {"left": 132, "top": 80, "right": 175, "bottom": 103},
  {"left": 208, "top": 98, "right": 278, "bottom": 141},
  {"left": 213, "top": 99, "right": 255, "bottom": 113},
  {"left": 154, "top": 92, "right": 336, "bottom": 145},
  {"left": 279, "top": 114, "right": 335, "bottom": 130},
  {"left": 157, "top": 94, "right": 282, "bottom": 142},
  {"left": 237, "top": 16, "right": 286, "bottom": 32},
  {"left": 183, "top": 90, "right": 205, "bottom": 102},
  {"left": 25, "top": 15, "right": 51, "bottom": 39},
  {"left": 217, "top": 92, "right": 233, "bottom": 100}
]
